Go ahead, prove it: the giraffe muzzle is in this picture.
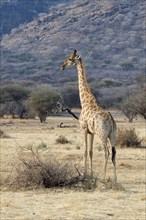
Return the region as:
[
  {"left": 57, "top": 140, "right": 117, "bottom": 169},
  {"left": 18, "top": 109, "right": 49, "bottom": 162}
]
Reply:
[{"left": 60, "top": 65, "right": 65, "bottom": 71}]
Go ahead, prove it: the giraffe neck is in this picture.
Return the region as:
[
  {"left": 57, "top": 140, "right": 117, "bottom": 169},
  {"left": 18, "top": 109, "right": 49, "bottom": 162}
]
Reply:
[{"left": 77, "top": 58, "right": 100, "bottom": 109}]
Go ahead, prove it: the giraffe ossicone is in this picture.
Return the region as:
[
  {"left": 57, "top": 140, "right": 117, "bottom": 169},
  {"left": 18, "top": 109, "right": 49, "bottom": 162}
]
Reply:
[{"left": 61, "top": 50, "right": 117, "bottom": 182}]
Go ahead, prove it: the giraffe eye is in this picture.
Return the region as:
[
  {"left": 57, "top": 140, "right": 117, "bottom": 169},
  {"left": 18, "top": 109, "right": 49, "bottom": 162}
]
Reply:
[{"left": 76, "top": 55, "right": 81, "bottom": 59}]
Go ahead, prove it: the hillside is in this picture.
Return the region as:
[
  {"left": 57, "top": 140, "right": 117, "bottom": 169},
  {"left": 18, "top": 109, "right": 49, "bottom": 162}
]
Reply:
[
  {"left": 0, "top": 0, "right": 70, "bottom": 37},
  {"left": 1, "top": 0, "right": 145, "bottom": 88}
]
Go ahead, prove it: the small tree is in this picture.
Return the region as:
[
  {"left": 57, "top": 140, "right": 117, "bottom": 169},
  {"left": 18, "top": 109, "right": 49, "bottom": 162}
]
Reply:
[
  {"left": 120, "top": 90, "right": 146, "bottom": 121},
  {"left": 0, "top": 84, "right": 29, "bottom": 103},
  {"left": 120, "top": 97, "right": 137, "bottom": 122},
  {"left": 28, "top": 85, "right": 62, "bottom": 122},
  {"left": 0, "top": 84, "right": 30, "bottom": 118}
]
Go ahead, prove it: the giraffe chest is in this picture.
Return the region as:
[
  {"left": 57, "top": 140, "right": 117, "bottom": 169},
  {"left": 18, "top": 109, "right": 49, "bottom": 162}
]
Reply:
[{"left": 79, "top": 109, "right": 97, "bottom": 133}]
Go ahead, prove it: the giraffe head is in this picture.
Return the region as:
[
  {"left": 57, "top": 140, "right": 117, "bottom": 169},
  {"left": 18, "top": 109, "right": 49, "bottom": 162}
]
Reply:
[{"left": 61, "top": 50, "right": 81, "bottom": 71}]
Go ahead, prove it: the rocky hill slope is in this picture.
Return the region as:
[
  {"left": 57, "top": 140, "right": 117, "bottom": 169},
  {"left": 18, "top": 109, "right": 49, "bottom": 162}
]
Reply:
[
  {"left": 0, "top": 0, "right": 70, "bottom": 37},
  {"left": 1, "top": 0, "right": 145, "bottom": 87}
]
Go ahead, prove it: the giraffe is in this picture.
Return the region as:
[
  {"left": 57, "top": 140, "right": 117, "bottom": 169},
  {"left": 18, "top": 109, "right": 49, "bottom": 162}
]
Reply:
[{"left": 61, "top": 50, "right": 117, "bottom": 181}]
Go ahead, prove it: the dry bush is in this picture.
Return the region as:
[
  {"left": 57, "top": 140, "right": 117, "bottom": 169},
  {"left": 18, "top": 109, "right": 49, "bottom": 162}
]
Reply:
[
  {"left": 117, "top": 128, "right": 142, "bottom": 148},
  {"left": 6, "top": 147, "right": 79, "bottom": 190},
  {"left": 56, "top": 135, "right": 71, "bottom": 144},
  {"left": 4, "top": 147, "right": 125, "bottom": 192}
]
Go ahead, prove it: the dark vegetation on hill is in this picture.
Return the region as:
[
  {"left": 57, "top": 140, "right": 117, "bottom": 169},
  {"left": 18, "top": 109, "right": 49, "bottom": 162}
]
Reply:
[
  {"left": 0, "top": 0, "right": 70, "bottom": 37},
  {"left": 0, "top": 0, "right": 145, "bottom": 109}
]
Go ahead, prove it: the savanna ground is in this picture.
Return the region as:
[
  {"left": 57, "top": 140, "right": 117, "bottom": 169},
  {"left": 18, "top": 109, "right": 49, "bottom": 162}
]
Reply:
[{"left": 0, "top": 111, "right": 146, "bottom": 220}]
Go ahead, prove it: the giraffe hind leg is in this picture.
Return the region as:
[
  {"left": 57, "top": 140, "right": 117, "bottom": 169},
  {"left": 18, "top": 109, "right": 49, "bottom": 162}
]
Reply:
[
  {"left": 112, "top": 146, "right": 116, "bottom": 165},
  {"left": 109, "top": 134, "right": 117, "bottom": 182},
  {"left": 112, "top": 146, "right": 117, "bottom": 182}
]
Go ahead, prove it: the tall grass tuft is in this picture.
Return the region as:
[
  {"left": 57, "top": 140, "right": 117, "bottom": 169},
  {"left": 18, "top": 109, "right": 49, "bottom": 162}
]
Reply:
[
  {"left": 0, "top": 129, "right": 10, "bottom": 138},
  {"left": 117, "top": 128, "right": 142, "bottom": 148},
  {"left": 56, "top": 135, "right": 71, "bottom": 144}
]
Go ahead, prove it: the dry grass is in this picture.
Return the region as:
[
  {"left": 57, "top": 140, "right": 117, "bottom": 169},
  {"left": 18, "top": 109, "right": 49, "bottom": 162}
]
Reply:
[{"left": 0, "top": 114, "right": 146, "bottom": 220}]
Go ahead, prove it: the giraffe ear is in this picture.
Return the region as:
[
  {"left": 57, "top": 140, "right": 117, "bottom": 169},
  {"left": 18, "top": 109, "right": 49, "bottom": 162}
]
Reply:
[{"left": 74, "top": 50, "right": 77, "bottom": 55}]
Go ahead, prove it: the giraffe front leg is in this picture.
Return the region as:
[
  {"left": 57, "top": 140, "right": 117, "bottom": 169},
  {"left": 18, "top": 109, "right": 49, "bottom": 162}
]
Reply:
[
  {"left": 84, "top": 128, "right": 88, "bottom": 178},
  {"left": 88, "top": 133, "right": 94, "bottom": 177}
]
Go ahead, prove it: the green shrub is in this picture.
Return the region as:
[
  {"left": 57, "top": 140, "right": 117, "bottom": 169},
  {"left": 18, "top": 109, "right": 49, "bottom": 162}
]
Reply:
[
  {"left": 117, "top": 129, "right": 142, "bottom": 148},
  {"left": 37, "top": 142, "right": 47, "bottom": 149}
]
